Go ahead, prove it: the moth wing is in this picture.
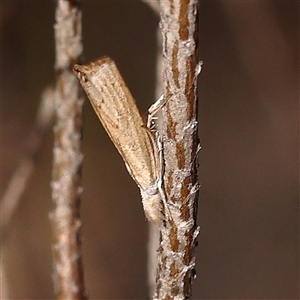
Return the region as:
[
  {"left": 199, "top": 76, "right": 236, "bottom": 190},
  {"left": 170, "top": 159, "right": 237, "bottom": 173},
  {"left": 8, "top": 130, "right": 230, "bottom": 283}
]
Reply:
[{"left": 74, "top": 57, "right": 158, "bottom": 192}]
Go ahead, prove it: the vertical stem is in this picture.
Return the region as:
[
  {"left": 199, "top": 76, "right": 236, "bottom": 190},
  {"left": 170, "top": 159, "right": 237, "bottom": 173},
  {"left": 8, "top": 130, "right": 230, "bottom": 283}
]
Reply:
[
  {"left": 155, "top": 1, "right": 200, "bottom": 299},
  {"left": 148, "top": 25, "right": 163, "bottom": 297},
  {"left": 50, "top": 1, "right": 87, "bottom": 299},
  {"left": 1, "top": 87, "right": 55, "bottom": 232}
]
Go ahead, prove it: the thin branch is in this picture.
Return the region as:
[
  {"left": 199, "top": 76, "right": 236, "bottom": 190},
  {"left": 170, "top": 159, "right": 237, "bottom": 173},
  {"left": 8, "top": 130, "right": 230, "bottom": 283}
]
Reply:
[
  {"left": 0, "top": 87, "right": 55, "bottom": 231},
  {"left": 147, "top": 26, "right": 163, "bottom": 297},
  {"left": 155, "top": 0, "right": 200, "bottom": 299},
  {"left": 50, "top": 1, "right": 87, "bottom": 299},
  {"left": 141, "top": 2, "right": 162, "bottom": 296},
  {"left": 0, "top": 86, "right": 54, "bottom": 300}
]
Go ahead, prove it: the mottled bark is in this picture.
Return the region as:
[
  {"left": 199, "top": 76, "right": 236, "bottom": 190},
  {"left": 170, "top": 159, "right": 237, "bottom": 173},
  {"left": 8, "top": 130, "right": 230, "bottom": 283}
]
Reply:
[{"left": 155, "top": 1, "right": 200, "bottom": 299}]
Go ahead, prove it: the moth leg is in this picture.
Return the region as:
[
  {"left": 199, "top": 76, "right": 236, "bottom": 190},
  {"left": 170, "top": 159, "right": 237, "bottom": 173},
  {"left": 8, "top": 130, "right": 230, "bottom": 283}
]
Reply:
[
  {"left": 147, "top": 95, "right": 168, "bottom": 129},
  {"left": 143, "top": 126, "right": 172, "bottom": 224},
  {"left": 156, "top": 134, "right": 174, "bottom": 224},
  {"left": 146, "top": 95, "right": 173, "bottom": 224}
]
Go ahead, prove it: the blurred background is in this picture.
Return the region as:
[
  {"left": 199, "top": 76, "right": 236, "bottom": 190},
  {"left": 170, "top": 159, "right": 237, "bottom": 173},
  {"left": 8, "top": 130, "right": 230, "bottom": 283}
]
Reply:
[{"left": 1, "top": 1, "right": 298, "bottom": 299}]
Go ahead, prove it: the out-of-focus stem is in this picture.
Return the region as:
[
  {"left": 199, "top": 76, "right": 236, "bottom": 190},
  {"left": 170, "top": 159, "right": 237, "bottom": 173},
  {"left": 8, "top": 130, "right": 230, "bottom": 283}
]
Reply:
[
  {"left": 147, "top": 25, "right": 163, "bottom": 297},
  {"left": 1, "top": 87, "right": 55, "bottom": 231},
  {"left": 50, "top": 1, "right": 87, "bottom": 299}
]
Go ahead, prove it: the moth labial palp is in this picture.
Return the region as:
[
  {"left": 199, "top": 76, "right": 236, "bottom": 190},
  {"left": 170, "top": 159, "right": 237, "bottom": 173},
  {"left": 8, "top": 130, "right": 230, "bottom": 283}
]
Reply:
[{"left": 73, "top": 56, "right": 170, "bottom": 225}]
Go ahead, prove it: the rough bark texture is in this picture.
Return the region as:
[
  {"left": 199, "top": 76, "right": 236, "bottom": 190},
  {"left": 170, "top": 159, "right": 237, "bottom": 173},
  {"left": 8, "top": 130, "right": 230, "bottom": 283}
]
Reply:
[
  {"left": 155, "top": 1, "right": 200, "bottom": 299},
  {"left": 50, "top": 1, "right": 87, "bottom": 299}
]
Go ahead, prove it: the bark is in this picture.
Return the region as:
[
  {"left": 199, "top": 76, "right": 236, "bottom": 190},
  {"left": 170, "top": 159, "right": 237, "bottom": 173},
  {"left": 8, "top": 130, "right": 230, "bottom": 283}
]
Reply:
[
  {"left": 154, "top": 1, "right": 200, "bottom": 299},
  {"left": 50, "top": 1, "right": 87, "bottom": 299}
]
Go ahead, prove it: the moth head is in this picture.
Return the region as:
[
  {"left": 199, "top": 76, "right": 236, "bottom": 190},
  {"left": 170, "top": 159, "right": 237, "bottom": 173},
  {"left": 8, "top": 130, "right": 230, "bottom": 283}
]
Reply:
[{"left": 73, "top": 64, "right": 91, "bottom": 85}]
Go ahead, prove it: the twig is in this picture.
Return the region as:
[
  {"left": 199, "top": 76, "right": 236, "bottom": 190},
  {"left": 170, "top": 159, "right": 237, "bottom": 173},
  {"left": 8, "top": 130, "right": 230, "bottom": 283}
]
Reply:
[
  {"left": 142, "top": 0, "right": 160, "bottom": 15},
  {"left": 0, "top": 86, "right": 55, "bottom": 300},
  {"left": 0, "top": 87, "right": 55, "bottom": 231},
  {"left": 141, "top": 1, "right": 162, "bottom": 295},
  {"left": 50, "top": 1, "right": 87, "bottom": 299},
  {"left": 154, "top": 0, "right": 200, "bottom": 299},
  {"left": 147, "top": 26, "right": 163, "bottom": 297}
]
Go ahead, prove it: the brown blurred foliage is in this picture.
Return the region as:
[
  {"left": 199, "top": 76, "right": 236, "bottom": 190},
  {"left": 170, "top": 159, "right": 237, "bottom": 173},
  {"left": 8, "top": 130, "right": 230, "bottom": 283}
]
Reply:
[{"left": 1, "top": 1, "right": 298, "bottom": 299}]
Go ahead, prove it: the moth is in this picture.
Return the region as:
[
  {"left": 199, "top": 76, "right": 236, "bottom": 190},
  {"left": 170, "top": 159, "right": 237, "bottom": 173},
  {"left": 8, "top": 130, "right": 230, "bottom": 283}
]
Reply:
[{"left": 73, "top": 56, "right": 168, "bottom": 225}]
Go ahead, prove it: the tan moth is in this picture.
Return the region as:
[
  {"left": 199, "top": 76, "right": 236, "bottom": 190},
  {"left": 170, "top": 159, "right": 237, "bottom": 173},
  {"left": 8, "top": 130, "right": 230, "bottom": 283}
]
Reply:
[{"left": 73, "top": 56, "right": 167, "bottom": 225}]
